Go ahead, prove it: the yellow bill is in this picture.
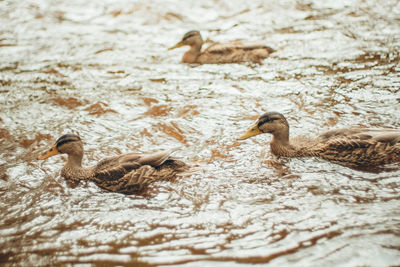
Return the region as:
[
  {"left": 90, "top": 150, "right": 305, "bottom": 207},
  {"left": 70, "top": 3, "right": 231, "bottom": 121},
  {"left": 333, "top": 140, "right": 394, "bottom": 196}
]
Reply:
[
  {"left": 168, "top": 41, "right": 185, "bottom": 50},
  {"left": 38, "top": 144, "right": 60, "bottom": 160},
  {"left": 238, "top": 124, "right": 262, "bottom": 140}
]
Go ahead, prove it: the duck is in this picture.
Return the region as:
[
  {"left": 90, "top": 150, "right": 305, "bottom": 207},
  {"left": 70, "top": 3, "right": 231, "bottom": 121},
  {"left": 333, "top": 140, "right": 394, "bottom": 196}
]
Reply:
[
  {"left": 37, "top": 134, "right": 188, "bottom": 194},
  {"left": 238, "top": 112, "right": 400, "bottom": 167},
  {"left": 169, "top": 30, "right": 275, "bottom": 64}
]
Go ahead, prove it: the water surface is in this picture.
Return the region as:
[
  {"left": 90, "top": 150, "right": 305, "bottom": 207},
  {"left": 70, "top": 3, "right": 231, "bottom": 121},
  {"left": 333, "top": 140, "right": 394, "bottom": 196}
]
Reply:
[{"left": 1, "top": 0, "right": 400, "bottom": 266}]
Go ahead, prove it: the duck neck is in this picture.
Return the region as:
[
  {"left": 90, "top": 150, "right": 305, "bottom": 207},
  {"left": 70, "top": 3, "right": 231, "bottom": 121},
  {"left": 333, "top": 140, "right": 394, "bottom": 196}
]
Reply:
[
  {"left": 67, "top": 153, "right": 83, "bottom": 167},
  {"left": 270, "top": 129, "right": 298, "bottom": 157},
  {"left": 62, "top": 153, "right": 91, "bottom": 181},
  {"left": 182, "top": 44, "right": 202, "bottom": 63}
]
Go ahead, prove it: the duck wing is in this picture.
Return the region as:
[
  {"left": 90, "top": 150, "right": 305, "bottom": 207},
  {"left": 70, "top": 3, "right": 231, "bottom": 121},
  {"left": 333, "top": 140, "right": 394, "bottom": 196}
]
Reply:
[
  {"left": 319, "top": 128, "right": 400, "bottom": 143},
  {"left": 98, "top": 161, "right": 186, "bottom": 194},
  {"left": 205, "top": 41, "right": 275, "bottom": 54},
  {"left": 92, "top": 148, "right": 186, "bottom": 194},
  {"left": 313, "top": 128, "right": 400, "bottom": 166},
  {"left": 363, "top": 130, "right": 400, "bottom": 145},
  {"left": 199, "top": 41, "right": 275, "bottom": 64},
  {"left": 93, "top": 149, "right": 178, "bottom": 182},
  {"left": 135, "top": 148, "right": 179, "bottom": 166}
]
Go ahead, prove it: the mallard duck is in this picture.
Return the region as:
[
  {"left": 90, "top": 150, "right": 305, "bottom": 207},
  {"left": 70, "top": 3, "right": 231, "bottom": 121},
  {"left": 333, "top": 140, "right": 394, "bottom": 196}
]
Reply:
[
  {"left": 37, "top": 134, "right": 188, "bottom": 194},
  {"left": 169, "top": 30, "right": 275, "bottom": 64},
  {"left": 238, "top": 112, "right": 400, "bottom": 167}
]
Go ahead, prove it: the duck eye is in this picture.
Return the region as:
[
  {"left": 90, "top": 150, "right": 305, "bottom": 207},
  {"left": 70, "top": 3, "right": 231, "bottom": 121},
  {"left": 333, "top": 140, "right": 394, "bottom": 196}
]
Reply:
[{"left": 257, "top": 119, "right": 268, "bottom": 127}]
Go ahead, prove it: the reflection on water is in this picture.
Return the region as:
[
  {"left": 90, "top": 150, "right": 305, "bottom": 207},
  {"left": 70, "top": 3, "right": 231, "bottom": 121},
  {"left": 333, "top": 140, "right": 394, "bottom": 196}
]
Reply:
[{"left": 1, "top": 0, "right": 400, "bottom": 265}]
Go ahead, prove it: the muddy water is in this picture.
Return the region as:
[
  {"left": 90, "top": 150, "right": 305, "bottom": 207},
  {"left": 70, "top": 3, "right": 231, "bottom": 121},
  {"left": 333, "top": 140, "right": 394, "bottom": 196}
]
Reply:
[{"left": 1, "top": 0, "right": 400, "bottom": 265}]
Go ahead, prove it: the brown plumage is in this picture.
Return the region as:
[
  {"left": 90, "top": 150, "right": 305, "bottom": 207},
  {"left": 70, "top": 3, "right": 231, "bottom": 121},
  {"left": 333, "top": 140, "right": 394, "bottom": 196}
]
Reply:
[
  {"left": 238, "top": 112, "right": 400, "bottom": 167},
  {"left": 169, "top": 30, "right": 275, "bottom": 64},
  {"left": 38, "top": 134, "right": 188, "bottom": 194}
]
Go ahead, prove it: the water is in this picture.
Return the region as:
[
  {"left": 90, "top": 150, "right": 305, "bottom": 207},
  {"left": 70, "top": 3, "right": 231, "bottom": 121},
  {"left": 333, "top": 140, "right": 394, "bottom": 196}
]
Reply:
[{"left": 1, "top": 0, "right": 400, "bottom": 266}]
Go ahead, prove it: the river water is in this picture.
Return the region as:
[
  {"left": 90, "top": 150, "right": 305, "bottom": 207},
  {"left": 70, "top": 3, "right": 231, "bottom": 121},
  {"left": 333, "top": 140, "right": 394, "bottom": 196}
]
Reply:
[{"left": 1, "top": 0, "right": 400, "bottom": 266}]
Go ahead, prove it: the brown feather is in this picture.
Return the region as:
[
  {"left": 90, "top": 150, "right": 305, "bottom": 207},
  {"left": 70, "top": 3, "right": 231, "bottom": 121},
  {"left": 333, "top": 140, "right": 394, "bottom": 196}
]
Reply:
[
  {"left": 172, "top": 31, "right": 275, "bottom": 64},
  {"left": 38, "top": 134, "right": 189, "bottom": 194},
  {"left": 240, "top": 112, "right": 400, "bottom": 167}
]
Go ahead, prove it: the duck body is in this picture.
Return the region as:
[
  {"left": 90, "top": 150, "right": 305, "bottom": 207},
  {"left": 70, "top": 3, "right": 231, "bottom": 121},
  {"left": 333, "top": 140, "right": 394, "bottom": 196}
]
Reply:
[
  {"left": 169, "top": 31, "right": 275, "bottom": 64},
  {"left": 239, "top": 112, "right": 400, "bottom": 167},
  {"left": 38, "top": 134, "right": 188, "bottom": 194},
  {"left": 309, "top": 128, "right": 400, "bottom": 166}
]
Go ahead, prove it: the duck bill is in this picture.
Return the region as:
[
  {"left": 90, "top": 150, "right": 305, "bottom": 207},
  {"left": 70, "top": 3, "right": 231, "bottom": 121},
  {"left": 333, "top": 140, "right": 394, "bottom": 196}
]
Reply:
[
  {"left": 238, "top": 124, "right": 262, "bottom": 140},
  {"left": 168, "top": 41, "right": 185, "bottom": 50},
  {"left": 38, "top": 144, "right": 60, "bottom": 160}
]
